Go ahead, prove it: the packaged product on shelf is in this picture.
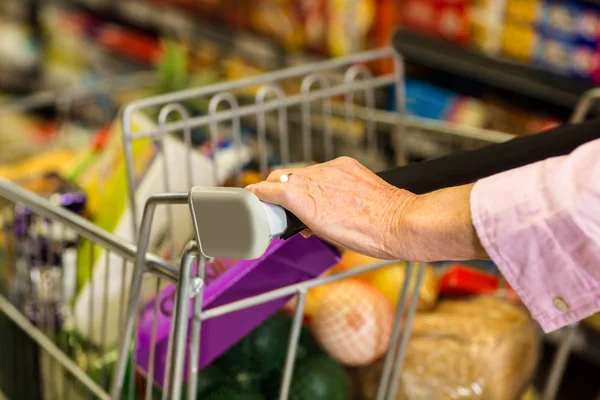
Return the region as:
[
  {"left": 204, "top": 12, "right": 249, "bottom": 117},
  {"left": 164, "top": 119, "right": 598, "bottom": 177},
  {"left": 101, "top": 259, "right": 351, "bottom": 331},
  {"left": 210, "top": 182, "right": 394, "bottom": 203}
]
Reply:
[
  {"left": 401, "top": 0, "right": 438, "bottom": 39},
  {"left": 0, "top": 111, "right": 86, "bottom": 165},
  {"left": 504, "top": 0, "right": 540, "bottom": 26},
  {"left": 301, "top": 0, "right": 329, "bottom": 53},
  {"left": 402, "top": 0, "right": 470, "bottom": 45},
  {"left": 0, "top": 148, "right": 79, "bottom": 183},
  {"left": 328, "top": 0, "right": 376, "bottom": 56},
  {"left": 368, "top": 0, "right": 403, "bottom": 73},
  {"left": 40, "top": 6, "right": 95, "bottom": 87},
  {"left": 469, "top": 0, "right": 506, "bottom": 55},
  {"left": 135, "top": 236, "right": 340, "bottom": 388},
  {"left": 251, "top": 0, "right": 306, "bottom": 51},
  {"left": 481, "top": 96, "right": 561, "bottom": 135},
  {"left": 500, "top": 9, "right": 540, "bottom": 66},
  {"left": 95, "top": 24, "right": 163, "bottom": 65},
  {"left": 501, "top": 21, "right": 538, "bottom": 62},
  {"left": 72, "top": 111, "right": 251, "bottom": 349},
  {"left": 404, "top": 79, "right": 487, "bottom": 127},
  {"left": 0, "top": 20, "right": 39, "bottom": 72},
  {"left": 538, "top": 0, "right": 600, "bottom": 44},
  {"left": 535, "top": 0, "right": 600, "bottom": 80},
  {"left": 359, "top": 296, "right": 540, "bottom": 400}
]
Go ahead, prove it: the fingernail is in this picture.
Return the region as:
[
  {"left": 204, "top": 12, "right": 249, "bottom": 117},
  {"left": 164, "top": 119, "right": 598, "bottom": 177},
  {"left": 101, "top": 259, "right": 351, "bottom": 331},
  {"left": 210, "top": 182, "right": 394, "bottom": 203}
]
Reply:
[{"left": 245, "top": 184, "right": 255, "bottom": 191}]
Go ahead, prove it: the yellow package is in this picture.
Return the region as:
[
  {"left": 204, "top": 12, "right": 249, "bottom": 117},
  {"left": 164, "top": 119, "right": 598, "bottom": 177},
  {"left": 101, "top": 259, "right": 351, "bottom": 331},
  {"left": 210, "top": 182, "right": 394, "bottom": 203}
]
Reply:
[
  {"left": 328, "top": 0, "right": 376, "bottom": 56},
  {"left": 0, "top": 148, "right": 79, "bottom": 182},
  {"left": 505, "top": 0, "right": 541, "bottom": 25},
  {"left": 502, "top": 22, "right": 538, "bottom": 62}
]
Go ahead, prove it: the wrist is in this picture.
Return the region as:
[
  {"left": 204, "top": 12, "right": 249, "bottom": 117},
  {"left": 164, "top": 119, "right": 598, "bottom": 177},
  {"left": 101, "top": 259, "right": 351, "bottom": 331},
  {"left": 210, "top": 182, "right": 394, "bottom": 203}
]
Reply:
[{"left": 389, "top": 184, "right": 488, "bottom": 262}]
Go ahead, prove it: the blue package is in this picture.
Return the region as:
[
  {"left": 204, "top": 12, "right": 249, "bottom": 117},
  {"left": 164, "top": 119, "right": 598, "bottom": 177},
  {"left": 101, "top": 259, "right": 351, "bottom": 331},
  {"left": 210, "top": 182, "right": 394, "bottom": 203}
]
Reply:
[
  {"left": 404, "top": 79, "right": 461, "bottom": 121},
  {"left": 534, "top": 34, "right": 598, "bottom": 80},
  {"left": 538, "top": 0, "right": 600, "bottom": 46}
]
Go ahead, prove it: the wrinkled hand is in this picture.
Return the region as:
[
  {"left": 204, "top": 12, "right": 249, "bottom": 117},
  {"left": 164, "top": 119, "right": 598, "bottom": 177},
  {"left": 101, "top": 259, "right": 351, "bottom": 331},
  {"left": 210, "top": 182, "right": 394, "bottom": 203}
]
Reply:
[{"left": 246, "top": 157, "right": 416, "bottom": 259}]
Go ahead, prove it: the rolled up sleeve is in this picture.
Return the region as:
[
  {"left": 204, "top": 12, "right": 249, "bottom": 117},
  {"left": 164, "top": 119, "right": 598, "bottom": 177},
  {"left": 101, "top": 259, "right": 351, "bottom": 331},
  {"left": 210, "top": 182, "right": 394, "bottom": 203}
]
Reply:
[{"left": 471, "top": 138, "right": 600, "bottom": 333}]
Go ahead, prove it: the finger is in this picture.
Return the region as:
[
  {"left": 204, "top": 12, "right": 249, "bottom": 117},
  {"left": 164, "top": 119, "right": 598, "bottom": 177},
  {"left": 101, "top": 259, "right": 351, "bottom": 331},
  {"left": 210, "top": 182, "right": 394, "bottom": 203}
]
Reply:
[
  {"left": 246, "top": 181, "right": 290, "bottom": 207},
  {"left": 300, "top": 229, "right": 313, "bottom": 238}
]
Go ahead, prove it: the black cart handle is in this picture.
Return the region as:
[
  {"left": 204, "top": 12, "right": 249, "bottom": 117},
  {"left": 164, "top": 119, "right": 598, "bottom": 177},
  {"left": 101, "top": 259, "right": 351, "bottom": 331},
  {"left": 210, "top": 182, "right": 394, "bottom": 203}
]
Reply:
[{"left": 280, "top": 119, "right": 600, "bottom": 239}]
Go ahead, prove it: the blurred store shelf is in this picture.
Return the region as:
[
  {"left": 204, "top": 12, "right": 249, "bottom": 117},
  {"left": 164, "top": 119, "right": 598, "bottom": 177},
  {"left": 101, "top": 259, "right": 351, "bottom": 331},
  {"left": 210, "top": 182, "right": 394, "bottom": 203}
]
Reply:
[
  {"left": 69, "top": 0, "right": 291, "bottom": 70},
  {"left": 0, "top": 66, "right": 38, "bottom": 95},
  {"left": 392, "top": 30, "right": 595, "bottom": 112}
]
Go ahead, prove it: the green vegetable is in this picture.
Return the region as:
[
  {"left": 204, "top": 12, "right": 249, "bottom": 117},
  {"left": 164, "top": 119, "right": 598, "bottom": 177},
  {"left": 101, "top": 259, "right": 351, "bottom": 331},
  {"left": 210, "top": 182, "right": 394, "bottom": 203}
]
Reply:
[
  {"left": 263, "top": 354, "right": 350, "bottom": 400},
  {"left": 216, "top": 312, "right": 300, "bottom": 376},
  {"left": 202, "top": 386, "right": 265, "bottom": 400},
  {"left": 196, "top": 364, "right": 230, "bottom": 395}
]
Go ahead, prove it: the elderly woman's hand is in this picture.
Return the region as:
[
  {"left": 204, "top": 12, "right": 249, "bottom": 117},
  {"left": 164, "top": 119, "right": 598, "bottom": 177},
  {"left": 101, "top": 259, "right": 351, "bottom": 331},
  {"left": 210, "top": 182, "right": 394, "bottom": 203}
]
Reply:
[
  {"left": 246, "top": 157, "right": 415, "bottom": 259},
  {"left": 247, "top": 157, "right": 488, "bottom": 262}
]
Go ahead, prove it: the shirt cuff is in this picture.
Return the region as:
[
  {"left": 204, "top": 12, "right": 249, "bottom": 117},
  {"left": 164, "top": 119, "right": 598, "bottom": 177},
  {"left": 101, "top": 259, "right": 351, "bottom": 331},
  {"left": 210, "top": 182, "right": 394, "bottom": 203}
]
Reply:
[{"left": 470, "top": 161, "right": 600, "bottom": 333}]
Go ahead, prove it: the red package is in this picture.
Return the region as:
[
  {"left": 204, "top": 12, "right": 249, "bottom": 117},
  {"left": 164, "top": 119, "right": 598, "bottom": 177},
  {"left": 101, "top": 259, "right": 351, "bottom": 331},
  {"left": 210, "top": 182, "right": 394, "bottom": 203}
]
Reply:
[
  {"left": 96, "top": 25, "right": 162, "bottom": 64},
  {"left": 402, "top": 0, "right": 438, "bottom": 34},
  {"left": 434, "top": 1, "right": 470, "bottom": 44},
  {"left": 402, "top": 0, "right": 470, "bottom": 44},
  {"left": 439, "top": 264, "right": 520, "bottom": 301}
]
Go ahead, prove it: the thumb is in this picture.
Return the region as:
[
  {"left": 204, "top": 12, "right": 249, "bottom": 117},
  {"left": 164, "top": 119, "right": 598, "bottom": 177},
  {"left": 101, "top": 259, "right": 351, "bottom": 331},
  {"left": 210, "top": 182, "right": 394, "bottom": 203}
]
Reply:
[{"left": 246, "top": 181, "right": 289, "bottom": 207}]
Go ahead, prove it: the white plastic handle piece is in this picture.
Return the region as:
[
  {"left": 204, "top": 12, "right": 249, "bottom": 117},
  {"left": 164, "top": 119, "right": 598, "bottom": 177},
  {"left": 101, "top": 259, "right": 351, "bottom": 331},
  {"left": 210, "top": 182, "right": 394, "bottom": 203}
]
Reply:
[
  {"left": 188, "top": 186, "right": 288, "bottom": 260},
  {"left": 260, "top": 201, "right": 287, "bottom": 237}
]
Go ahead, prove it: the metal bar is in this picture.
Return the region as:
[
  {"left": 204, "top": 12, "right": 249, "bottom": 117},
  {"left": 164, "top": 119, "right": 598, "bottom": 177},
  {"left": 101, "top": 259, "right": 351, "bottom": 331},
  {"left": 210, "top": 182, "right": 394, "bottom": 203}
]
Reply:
[
  {"left": 127, "top": 80, "right": 515, "bottom": 148},
  {"left": 0, "top": 294, "right": 110, "bottom": 400},
  {"left": 0, "top": 178, "right": 179, "bottom": 280},
  {"left": 278, "top": 290, "right": 307, "bottom": 400},
  {"left": 570, "top": 88, "right": 600, "bottom": 123},
  {"left": 393, "top": 53, "right": 408, "bottom": 165},
  {"left": 126, "top": 75, "right": 395, "bottom": 139},
  {"left": 329, "top": 104, "right": 516, "bottom": 144},
  {"left": 123, "top": 48, "right": 394, "bottom": 115},
  {"left": 201, "top": 260, "right": 400, "bottom": 320},
  {"left": 145, "top": 277, "right": 162, "bottom": 400},
  {"left": 543, "top": 323, "right": 579, "bottom": 400},
  {"left": 375, "top": 262, "right": 414, "bottom": 400},
  {"left": 300, "top": 74, "right": 333, "bottom": 161},
  {"left": 161, "top": 288, "right": 180, "bottom": 400},
  {"left": 387, "top": 263, "right": 427, "bottom": 400},
  {"left": 256, "top": 84, "right": 290, "bottom": 167},
  {"left": 187, "top": 253, "right": 205, "bottom": 400},
  {"left": 208, "top": 92, "right": 244, "bottom": 186},
  {"left": 169, "top": 250, "right": 198, "bottom": 400},
  {"left": 110, "top": 193, "right": 188, "bottom": 398}
]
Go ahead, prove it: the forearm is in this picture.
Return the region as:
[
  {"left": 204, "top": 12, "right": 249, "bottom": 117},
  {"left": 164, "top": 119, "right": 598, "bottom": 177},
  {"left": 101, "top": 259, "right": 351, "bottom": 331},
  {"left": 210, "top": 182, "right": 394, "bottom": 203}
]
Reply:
[{"left": 391, "top": 184, "right": 488, "bottom": 262}]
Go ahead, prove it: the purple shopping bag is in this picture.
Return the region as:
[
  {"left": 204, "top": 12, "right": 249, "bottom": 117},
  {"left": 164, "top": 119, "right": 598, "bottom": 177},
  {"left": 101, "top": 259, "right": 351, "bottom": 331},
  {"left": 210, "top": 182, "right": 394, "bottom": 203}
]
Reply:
[{"left": 135, "top": 235, "right": 340, "bottom": 388}]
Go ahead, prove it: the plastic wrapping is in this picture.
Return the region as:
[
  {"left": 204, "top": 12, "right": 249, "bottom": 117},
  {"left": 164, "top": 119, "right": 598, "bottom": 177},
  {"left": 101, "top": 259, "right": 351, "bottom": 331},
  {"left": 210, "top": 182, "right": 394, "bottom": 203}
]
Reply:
[{"left": 359, "top": 296, "right": 540, "bottom": 400}]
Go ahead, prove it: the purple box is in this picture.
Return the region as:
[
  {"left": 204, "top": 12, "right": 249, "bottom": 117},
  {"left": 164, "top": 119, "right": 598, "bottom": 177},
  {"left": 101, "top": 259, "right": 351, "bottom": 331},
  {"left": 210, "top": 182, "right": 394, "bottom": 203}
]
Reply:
[{"left": 135, "top": 235, "right": 340, "bottom": 388}]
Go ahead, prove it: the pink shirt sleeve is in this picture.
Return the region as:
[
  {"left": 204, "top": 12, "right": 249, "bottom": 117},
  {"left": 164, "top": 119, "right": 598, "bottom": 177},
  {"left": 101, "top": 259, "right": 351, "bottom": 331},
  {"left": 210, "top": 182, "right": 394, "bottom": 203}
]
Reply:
[{"left": 470, "top": 137, "right": 600, "bottom": 333}]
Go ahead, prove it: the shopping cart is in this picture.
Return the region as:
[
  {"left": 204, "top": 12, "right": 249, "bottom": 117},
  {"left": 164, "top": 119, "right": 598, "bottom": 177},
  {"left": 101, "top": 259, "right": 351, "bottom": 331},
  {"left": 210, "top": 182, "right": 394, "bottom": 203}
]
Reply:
[{"left": 0, "top": 48, "right": 597, "bottom": 400}]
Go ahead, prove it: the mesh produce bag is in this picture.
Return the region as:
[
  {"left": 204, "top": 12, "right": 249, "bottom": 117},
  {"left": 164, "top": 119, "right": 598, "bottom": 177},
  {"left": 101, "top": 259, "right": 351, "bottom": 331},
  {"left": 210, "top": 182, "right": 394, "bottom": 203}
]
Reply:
[{"left": 360, "top": 296, "right": 540, "bottom": 400}]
